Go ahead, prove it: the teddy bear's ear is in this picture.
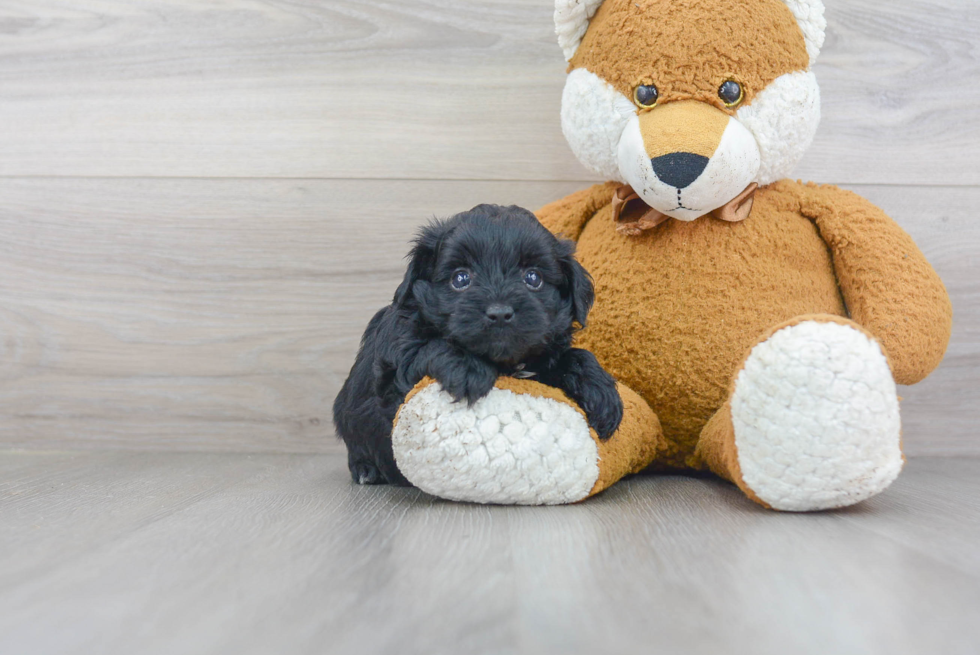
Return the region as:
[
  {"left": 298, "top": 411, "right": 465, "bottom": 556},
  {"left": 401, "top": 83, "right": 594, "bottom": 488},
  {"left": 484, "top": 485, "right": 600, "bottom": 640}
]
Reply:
[
  {"left": 782, "top": 0, "right": 827, "bottom": 64},
  {"left": 555, "top": 0, "right": 827, "bottom": 65},
  {"left": 554, "top": 0, "right": 605, "bottom": 61}
]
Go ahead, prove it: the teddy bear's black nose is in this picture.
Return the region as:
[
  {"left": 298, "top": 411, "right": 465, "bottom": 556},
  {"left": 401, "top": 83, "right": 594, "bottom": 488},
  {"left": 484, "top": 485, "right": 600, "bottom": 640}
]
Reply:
[{"left": 651, "top": 152, "right": 710, "bottom": 189}]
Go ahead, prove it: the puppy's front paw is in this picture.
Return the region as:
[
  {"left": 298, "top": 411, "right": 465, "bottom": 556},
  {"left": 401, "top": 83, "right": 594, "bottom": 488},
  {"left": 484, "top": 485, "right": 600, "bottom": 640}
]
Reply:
[
  {"left": 435, "top": 358, "right": 498, "bottom": 405},
  {"left": 583, "top": 383, "right": 624, "bottom": 440},
  {"left": 545, "top": 349, "right": 624, "bottom": 440}
]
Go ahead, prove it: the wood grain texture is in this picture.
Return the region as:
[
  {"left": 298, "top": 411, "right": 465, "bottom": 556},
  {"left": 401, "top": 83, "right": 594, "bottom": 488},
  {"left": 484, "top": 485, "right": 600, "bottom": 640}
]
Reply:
[
  {"left": 0, "top": 178, "right": 976, "bottom": 455},
  {"left": 0, "top": 0, "right": 977, "bottom": 184},
  {"left": 1, "top": 452, "right": 978, "bottom": 655},
  {"left": 0, "top": 178, "right": 584, "bottom": 453}
]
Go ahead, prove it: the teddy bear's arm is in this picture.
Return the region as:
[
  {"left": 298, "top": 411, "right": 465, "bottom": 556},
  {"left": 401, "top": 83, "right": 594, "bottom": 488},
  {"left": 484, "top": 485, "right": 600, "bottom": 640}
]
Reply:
[
  {"left": 798, "top": 182, "right": 953, "bottom": 385},
  {"left": 536, "top": 182, "right": 619, "bottom": 241}
]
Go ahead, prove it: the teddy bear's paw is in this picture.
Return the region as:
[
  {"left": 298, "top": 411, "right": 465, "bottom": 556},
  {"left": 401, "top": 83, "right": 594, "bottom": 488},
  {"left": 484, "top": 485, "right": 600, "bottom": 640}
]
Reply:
[
  {"left": 731, "top": 320, "right": 904, "bottom": 512},
  {"left": 391, "top": 382, "right": 600, "bottom": 505}
]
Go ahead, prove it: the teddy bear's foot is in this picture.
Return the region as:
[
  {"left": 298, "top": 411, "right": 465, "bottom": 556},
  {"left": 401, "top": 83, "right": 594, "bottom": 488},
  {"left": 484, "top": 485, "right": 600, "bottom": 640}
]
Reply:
[
  {"left": 392, "top": 377, "right": 663, "bottom": 505},
  {"left": 697, "top": 317, "right": 904, "bottom": 512}
]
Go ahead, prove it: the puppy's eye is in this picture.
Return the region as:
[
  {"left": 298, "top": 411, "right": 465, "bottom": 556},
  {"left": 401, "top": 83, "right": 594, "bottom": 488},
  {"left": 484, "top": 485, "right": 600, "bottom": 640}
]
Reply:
[
  {"left": 451, "top": 269, "right": 471, "bottom": 291},
  {"left": 719, "top": 80, "right": 744, "bottom": 107},
  {"left": 633, "top": 84, "right": 659, "bottom": 108},
  {"left": 523, "top": 269, "right": 543, "bottom": 290}
]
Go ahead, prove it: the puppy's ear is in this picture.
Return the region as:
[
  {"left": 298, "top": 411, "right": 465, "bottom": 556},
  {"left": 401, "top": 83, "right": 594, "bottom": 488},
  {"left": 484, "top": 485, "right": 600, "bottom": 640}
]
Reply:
[
  {"left": 393, "top": 219, "right": 454, "bottom": 308},
  {"left": 557, "top": 239, "right": 595, "bottom": 328}
]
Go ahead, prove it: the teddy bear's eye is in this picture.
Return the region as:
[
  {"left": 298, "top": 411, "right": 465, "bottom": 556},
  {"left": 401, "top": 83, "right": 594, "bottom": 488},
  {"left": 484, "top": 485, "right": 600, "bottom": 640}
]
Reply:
[
  {"left": 719, "top": 80, "right": 744, "bottom": 107},
  {"left": 633, "top": 84, "right": 659, "bottom": 108},
  {"left": 451, "top": 269, "right": 472, "bottom": 291}
]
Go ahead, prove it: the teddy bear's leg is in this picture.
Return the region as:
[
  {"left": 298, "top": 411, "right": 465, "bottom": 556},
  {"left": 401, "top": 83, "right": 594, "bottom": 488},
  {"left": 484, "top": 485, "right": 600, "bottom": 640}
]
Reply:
[
  {"left": 391, "top": 377, "right": 664, "bottom": 505},
  {"left": 694, "top": 315, "right": 904, "bottom": 511}
]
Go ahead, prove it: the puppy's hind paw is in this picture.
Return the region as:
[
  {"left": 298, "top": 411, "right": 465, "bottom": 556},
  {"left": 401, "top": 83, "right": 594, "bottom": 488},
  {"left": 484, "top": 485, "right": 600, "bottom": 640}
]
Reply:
[{"left": 350, "top": 461, "right": 384, "bottom": 486}]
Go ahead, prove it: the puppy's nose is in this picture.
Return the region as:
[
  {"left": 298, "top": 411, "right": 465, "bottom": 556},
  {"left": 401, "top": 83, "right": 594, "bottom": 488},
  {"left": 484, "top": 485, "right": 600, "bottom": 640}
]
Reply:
[
  {"left": 651, "top": 152, "right": 710, "bottom": 189},
  {"left": 485, "top": 304, "right": 515, "bottom": 324}
]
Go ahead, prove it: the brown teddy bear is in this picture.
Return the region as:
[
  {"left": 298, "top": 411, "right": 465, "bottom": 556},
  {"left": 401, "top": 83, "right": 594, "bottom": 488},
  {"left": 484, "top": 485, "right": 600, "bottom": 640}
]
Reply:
[{"left": 389, "top": 0, "right": 952, "bottom": 511}]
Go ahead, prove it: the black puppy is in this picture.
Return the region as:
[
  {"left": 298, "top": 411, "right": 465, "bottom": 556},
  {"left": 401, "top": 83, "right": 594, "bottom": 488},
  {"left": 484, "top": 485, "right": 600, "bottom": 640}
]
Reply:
[{"left": 332, "top": 204, "right": 623, "bottom": 486}]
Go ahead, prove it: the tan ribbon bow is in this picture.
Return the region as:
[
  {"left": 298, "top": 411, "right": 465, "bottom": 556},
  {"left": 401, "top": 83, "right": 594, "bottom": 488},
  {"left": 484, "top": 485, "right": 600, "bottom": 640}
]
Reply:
[{"left": 612, "top": 183, "right": 759, "bottom": 236}]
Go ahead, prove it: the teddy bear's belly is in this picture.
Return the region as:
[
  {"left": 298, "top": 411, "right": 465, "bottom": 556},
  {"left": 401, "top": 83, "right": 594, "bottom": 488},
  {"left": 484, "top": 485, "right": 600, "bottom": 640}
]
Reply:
[{"left": 574, "top": 196, "right": 847, "bottom": 468}]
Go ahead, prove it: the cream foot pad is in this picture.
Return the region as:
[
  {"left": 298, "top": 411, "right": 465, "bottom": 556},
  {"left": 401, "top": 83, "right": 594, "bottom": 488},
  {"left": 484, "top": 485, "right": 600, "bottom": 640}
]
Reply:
[
  {"left": 731, "top": 320, "right": 904, "bottom": 511},
  {"left": 392, "top": 380, "right": 601, "bottom": 505}
]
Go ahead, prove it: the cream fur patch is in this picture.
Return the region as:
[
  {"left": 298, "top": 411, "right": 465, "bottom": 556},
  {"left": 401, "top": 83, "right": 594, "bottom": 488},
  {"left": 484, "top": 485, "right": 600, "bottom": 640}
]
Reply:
[
  {"left": 392, "top": 384, "right": 600, "bottom": 506},
  {"left": 737, "top": 71, "right": 821, "bottom": 186},
  {"left": 731, "top": 321, "right": 904, "bottom": 512},
  {"left": 555, "top": 0, "right": 826, "bottom": 64},
  {"left": 561, "top": 68, "right": 633, "bottom": 182}
]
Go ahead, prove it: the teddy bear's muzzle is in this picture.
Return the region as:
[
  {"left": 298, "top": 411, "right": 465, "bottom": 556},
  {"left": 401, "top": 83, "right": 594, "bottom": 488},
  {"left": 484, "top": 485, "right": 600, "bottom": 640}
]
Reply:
[{"left": 617, "top": 100, "right": 762, "bottom": 221}]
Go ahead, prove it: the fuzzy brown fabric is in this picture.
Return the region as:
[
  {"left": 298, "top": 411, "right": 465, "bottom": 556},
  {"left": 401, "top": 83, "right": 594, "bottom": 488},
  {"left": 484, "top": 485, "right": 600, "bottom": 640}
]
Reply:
[
  {"left": 587, "top": 381, "right": 665, "bottom": 496},
  {"left": 536, "top": 181, "right": 619, "bottom": 242},
  {"left": 570, "top": 0, "right": 810, "bottom": 113},
  {"left": 694, "top": 399, "right": 771, "bottom": 508},
  {"left": 537, "top": 179, "right": 951, "bottom": 470},
  {"left": 793, "top": 183, "right": 954, "bottom": 384}
]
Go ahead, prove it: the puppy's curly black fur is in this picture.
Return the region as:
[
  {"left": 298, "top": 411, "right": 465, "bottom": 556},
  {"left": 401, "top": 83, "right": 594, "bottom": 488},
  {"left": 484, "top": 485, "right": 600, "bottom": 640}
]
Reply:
[{"left": 333, "top": 204, "right": 623, "bottom": 486}]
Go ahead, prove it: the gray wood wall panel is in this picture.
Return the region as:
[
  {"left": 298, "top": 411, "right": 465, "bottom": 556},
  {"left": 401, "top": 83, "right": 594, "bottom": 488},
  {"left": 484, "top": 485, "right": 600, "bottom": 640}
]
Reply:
[
  {"left": 0, "top": 179, "right": 975, "bottom": 455},
  {"left": 0, "top": 0, "right": 976, "bottom": 454},
  {"left": 0, "top": 0, "right": 977, "bottom": 185}
]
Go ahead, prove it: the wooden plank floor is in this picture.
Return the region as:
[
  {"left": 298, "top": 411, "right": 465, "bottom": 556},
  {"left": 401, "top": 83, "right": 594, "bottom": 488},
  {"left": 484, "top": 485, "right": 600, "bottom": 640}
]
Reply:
[{"left": 1, "top": 451, "right": 978, "bottom": 655}]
